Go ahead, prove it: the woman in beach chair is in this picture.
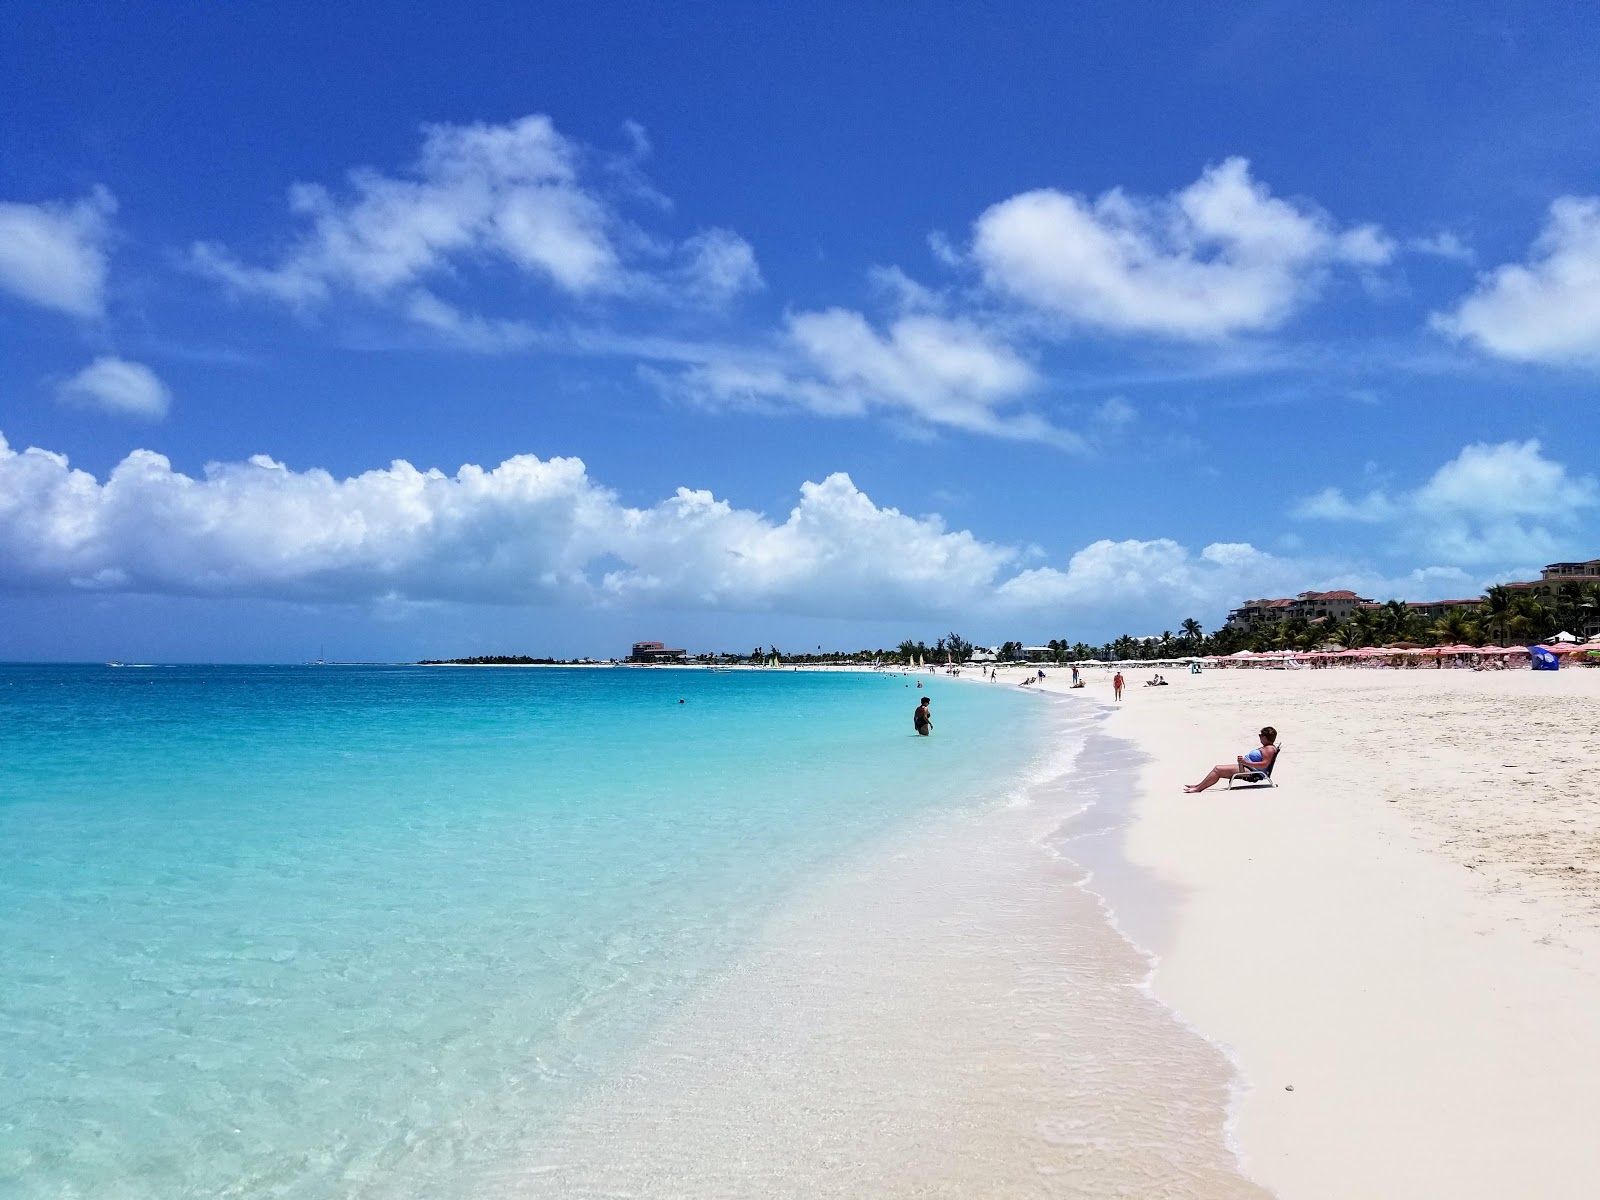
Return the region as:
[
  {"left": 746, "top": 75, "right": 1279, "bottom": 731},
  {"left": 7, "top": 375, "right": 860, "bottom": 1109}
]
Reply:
[{"left": 1183, "top": 727, "right": 1279, "bottom": 793}]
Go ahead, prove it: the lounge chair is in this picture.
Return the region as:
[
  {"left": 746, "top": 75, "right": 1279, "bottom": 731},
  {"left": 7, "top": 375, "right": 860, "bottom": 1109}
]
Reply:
[{"left": 1228, "top": 745, "right": 1281, "bottom": 789}]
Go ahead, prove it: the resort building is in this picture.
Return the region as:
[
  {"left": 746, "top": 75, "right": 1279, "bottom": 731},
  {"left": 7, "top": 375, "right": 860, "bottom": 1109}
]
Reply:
[
  {"left": 1226, "top": 590, "right": 1373, "bottom": 630},
  {"left": 1400, "top": 598, "right": 1484, "bottom": 622},
  {"left": 1227, "top": 561, "right": 1600, "bottom": 635},
  {"left": 628, "top": 640, "right": 687, "bottom": 663},
  {"left": 1540, "top": 559, "right": 1600, "bottom": 582}
]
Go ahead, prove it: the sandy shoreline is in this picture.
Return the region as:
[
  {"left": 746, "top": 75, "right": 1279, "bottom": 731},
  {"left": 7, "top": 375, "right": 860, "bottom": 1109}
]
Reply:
[
  {"left": 444, "top": 658, "right": 1600, "bottom": 1194},
  {"left": 1012, "top": 665, "right": 1600, "bottom": 1198},
  {"left": 504, "top": 690, "right": 1266, "bottom": 1198}
]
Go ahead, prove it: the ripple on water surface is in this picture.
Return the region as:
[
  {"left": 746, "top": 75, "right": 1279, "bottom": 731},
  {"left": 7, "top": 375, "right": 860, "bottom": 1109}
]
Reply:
[
  {"left": 2, "top": 665, "right": 1064, "bottom": 1198},
  {"left": 501, "top": 697, "right": 1268, "bottom": 1198}
]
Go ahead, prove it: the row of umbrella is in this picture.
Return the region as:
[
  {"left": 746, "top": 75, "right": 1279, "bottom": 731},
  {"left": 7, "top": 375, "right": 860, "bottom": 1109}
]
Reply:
[{"left": 1212, "top": 644, "right": 1595, "bottom": 660}]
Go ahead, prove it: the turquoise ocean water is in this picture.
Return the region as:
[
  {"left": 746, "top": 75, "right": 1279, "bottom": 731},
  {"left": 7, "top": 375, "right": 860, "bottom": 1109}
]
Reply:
[{"left": 0, "top": 664, "right": 1046, "bottom": 1199}]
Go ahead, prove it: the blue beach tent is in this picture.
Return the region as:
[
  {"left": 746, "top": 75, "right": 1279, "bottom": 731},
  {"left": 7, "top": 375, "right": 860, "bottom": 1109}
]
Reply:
[{"left": 1530, "top": 645, "right": 1559, "bottom": 671}]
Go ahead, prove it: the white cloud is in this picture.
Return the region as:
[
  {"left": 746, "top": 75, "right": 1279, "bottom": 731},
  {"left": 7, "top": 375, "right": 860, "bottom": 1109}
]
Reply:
[
  {"left": 1295, "top": 440, "right": 1598, "bottom": 563},
  {"left": 1408, "top": 231, "right": 1474, "bottom": 263},
  {"left": 680, "top": 228, "right": 763, "bottom": 304},
  {"left": 867, "top": 265, "right": 943, "bottom": 312},
  {"left": 0, "top": 428, "right": 1330, "bottom": 627},
  {"left": 0, "top": 187, "right": 116, "bottom": 317},
  {"left": 2, "top": 431, "right": 1545, "bottom": 628},
  {"left": 54, "top": 357, "right": 171, "bottom": 419},
  {"left": 1092, "top": 396, "right": 1136, "bottom": 430},
  {"left": 191, "top": 115, "right": 760, "bottom": 324},
  {"left": 1294, "top": 487, "right": 1397, "bottom": 522},
  {"left": 0, "top": 430, "right": 1010, "bottom": 613},
  {"left": 995, "top": 538, "right": 1303, "bottom": 615},
  {"left": 1431, "top": 197, "right": 1600, "bottom": 365},
  {"left": 661, "top": 309, "right": 1081, "bottom": 448},
  {"left": 969, "top": 157, "right": 1391, "bottom": 339}
]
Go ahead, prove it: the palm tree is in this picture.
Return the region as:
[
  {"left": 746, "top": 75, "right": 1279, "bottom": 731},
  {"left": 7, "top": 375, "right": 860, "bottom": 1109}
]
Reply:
[
  {"left": 1505, "top": 596, "right": 1549, "bottom": 645},
  {"left": 1482, "top": 585, "right": 1516, "bottom": 646},
  {"left": 1321, "top": 617, "right": 1354, "bottom": 650},
  {"left": 1347, "top": 606, "right": 1379, "bottom": 649},
  {"left": 1431, "top": 608, "right": 1474, "bottom": 646},
  {"left": 1555, "top": 580, "right": 1584, "bottom": 634},
  {"left": 1581, "top": 582, "right": 1600, "bottom": 639},
  {"left": 1179, "top": 617, "right": 1203, "bottom": 652},
  {"left": 1377, "top": 599, "right": 1408, "bottom": 643}
]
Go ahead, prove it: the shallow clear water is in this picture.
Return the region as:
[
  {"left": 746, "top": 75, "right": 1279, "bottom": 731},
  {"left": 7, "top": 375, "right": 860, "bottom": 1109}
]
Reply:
[{"left": 0, "top": 664, "right": 1043, "bottom": 1199}]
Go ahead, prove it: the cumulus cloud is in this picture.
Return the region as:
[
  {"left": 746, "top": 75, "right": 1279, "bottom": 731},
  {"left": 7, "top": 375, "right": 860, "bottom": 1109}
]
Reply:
[
  {"left": 1431, "top": 197, "right": 1600, "bottom": 365},
  {"left": 0, "top": 428, "right": 1341, "bottom": 627},
  {"left": 0, "top": 187, "right": 116, "bottom": 317},
  {"left": 0, "top": 430, "right": 1013, "bottom": 612},
  {"left": 996, "top": 538, "right": 1301, "bottom": 614},
  {"left": 54, "top": 357, "right": 172, "bottom": 419},
  {"left": 1295, "top": 440, "right": 1598, "bottom": 563},
  {"left": 191, "top": 115, "right": 760, "bottom": 324},
  {"left": 4, "top": 430, "right": 1539, "bottom": 630},
  {"left": 660, "top": 309, "right": 1080, "bottom": 447},
  {"left": 969, "top": 157, "right": 1392, "bottom": 339}
]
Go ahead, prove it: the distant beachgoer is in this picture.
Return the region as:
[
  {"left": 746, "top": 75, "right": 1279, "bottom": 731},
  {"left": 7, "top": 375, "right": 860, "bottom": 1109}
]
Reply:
[
  {"left": 1071, "top": 666, "right": 1079, "bottom": 686},
  {"left": 913, "top": 696, "right": 932, "bottom": 736},
  {"left": 1184, "top": 727, "right": 1278, "bottom": 793},
  {"left": 1113, "top": 671, "right": 1125, "bottom": 701}
]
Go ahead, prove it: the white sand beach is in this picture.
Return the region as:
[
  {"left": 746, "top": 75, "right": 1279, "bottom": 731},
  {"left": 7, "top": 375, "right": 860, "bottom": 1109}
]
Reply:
[
  {"left": 1016, "top": 664, "right": 1600, "bottom": 1198},
  {"left": 486, "top": 661, "right": 1600, "bottom": 1197}
]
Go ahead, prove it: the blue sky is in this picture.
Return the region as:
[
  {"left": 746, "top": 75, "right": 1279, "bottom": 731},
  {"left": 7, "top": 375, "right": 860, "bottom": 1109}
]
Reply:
[{"left": 3, "top": 1, "right": 1599, "bottom": 661}]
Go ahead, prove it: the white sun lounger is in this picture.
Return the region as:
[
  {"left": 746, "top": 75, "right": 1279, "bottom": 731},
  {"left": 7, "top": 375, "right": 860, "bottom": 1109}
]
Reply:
[{"left": 1228, "top": 745, "right": 1282, "bottom": 789}]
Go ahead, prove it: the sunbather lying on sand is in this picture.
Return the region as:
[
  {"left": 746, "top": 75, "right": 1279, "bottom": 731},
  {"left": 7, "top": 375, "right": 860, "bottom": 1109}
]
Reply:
[{"left": 1184, "top": 726, "right": 1278, "bottom": 793}]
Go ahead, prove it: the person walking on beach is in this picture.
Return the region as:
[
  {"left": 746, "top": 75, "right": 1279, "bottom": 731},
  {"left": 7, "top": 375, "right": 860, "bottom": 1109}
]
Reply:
[
  {"left": 1071, "top": 665, "right": 1079, "bottom": 686},
  {"left": 1112, "top": 671, "right": 1124, "bottom": 701},
  {"left": 913, "top": 696, "right": 932, "bottom": 736}
]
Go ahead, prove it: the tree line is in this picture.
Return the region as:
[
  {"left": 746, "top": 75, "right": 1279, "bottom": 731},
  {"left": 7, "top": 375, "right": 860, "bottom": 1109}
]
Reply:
[
  {"left": 421, "top": 581, "right": 1599, "bottom": 668},
  {"left": 1077, "top": 580, "right": 1600, "bottom": 661}
]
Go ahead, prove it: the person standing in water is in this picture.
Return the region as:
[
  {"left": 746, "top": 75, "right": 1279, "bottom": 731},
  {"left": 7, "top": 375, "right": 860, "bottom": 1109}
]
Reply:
[
  {"left": 913, "top": 696, "right": 932, "bottom": 736},
  {"left": 1112, "top": 671, "right": 1125, "bottom": 701}
]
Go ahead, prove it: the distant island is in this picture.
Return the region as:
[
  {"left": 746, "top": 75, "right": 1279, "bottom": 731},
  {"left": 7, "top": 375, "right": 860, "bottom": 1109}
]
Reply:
[{"left": 419, "top": 655, "right": 566, "bottom": 666}]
